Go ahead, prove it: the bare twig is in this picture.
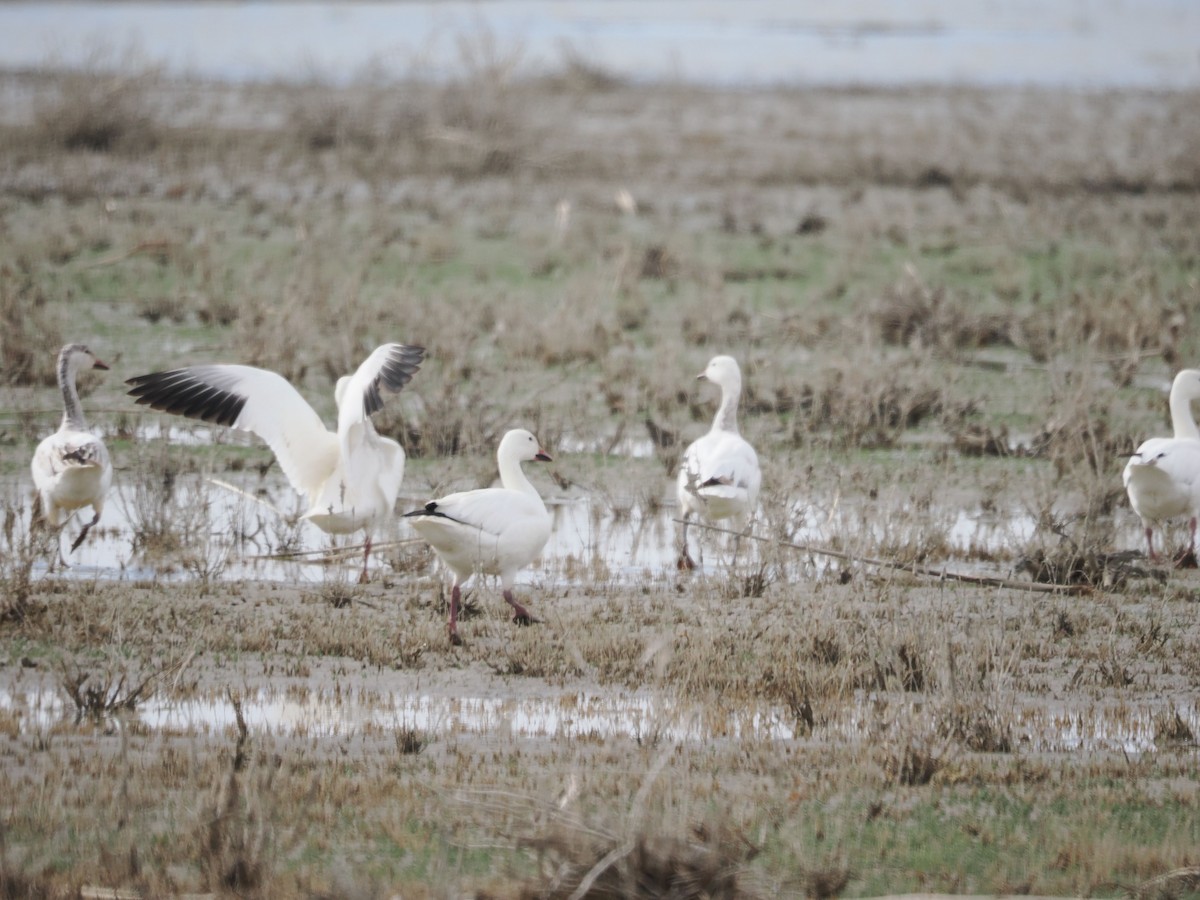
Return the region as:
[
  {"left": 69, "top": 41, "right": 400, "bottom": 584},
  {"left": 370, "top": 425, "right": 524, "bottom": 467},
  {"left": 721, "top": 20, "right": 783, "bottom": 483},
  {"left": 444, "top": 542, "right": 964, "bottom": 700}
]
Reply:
[
  {"left": 249, "top": 538, "right": 421, "bottom": 561},
  {"left": 1131, "top": 866, "right": 1200, "bottom": 900},
  {"left": 678, "top": 519, "right": 1091, "bottom": 595},
  {"left": 78, "top": 239, "right": 173, "bottom": 270}
]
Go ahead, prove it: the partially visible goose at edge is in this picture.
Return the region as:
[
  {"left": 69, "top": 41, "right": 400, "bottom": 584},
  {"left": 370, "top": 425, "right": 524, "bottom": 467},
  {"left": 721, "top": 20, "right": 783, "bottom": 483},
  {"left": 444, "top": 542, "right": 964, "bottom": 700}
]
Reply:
[
  {"left": 32, "top": 343, "right": 113, "bottom": 553},
  {"left": 404, "top": 428, "right": 552, "bottom": 645},
  {"left": 1124, "top": 367, "right": 1200, "bottom": 563},
  {"left": 676, "top": 354, "right": 762, "bottom": 570},
  {"left": 126, "top": 342, "right": 425, "bottom": 582}
]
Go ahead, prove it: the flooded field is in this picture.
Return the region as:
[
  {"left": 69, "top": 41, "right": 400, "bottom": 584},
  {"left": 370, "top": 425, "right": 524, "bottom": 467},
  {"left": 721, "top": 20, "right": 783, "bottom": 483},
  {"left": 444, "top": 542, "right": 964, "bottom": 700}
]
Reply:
[
  {"left": 1, "top": 49, "right": 1199, "bottom": 897},
  {"left": 5, "top": 457, "right": 1044, "bottom": 587},
  {"left": 6, "top": 681, "right": 1198, "bottom": 757}
]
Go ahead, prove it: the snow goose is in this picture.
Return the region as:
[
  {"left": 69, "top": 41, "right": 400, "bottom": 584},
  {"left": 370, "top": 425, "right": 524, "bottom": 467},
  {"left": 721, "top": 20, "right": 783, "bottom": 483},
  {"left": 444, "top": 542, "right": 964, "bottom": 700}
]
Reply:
[
  {"left": 676, "top": 355, "right": 762, "bottom": 569},
  {"left": 126, "top": 342, "right": 424, "bottom": 581},
  {"left": 1123, "top": 368, "right": 1200, "bottom": 562},
  {"left": 404, "top": 428, "right": 552, "bottom": 645},
  {"left": 31, "top": 343, "right": 113, "bottom": 552}
]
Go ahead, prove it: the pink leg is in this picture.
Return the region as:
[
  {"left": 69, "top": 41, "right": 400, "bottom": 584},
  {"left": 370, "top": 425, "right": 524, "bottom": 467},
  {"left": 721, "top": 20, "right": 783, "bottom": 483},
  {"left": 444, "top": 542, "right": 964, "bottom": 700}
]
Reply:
[
  {"left": 69, "top": 509, "right": 101, "bottom": 553},
  {"left": 1145, "top": 526, "right": 1158, "bottom": 562},
  {"left": 503, "top": 589, "right": 538, "bottom": 626},
  {"left": 358, "top": 535, "right": 372, "bottom": 584},
  {"left": 448, "top": 583, "right": 463, "bottom": 646},
  {"left": 677, "top": 512, "right": 696, "bottom": 571}
]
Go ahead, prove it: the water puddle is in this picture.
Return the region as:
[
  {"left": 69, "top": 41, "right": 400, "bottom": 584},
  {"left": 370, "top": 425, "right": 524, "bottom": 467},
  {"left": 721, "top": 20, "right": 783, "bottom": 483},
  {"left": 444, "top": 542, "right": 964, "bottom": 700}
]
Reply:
[
  {"left": 0, "top": 461, "right": 1111, "bottom": 588},
  {"left": 0, "top": 687, "right": 794, "bottom": 743},
  {"left": 3, "top": 687, "right": 1195, "bottom": 754},
  {"left": 0, "top": 419, "right": 1142, "bottom": 586}
]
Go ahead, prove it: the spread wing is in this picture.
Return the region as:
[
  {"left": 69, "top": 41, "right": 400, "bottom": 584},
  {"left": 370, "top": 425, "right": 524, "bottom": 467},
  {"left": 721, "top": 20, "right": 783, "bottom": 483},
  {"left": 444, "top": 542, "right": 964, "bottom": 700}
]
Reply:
[
  {"left": 126, "top": 364, "right": 338, "bottom": 503},
  {"left": 337, "top": 343, "right": 425, "bottom": 432}
]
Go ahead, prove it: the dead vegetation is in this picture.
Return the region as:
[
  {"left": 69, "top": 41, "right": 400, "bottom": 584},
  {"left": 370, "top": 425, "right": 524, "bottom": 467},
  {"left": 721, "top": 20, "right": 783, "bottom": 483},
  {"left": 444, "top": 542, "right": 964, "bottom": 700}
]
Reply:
[{"left": 517, "top": 825, "right": 756, "bottom": 899}]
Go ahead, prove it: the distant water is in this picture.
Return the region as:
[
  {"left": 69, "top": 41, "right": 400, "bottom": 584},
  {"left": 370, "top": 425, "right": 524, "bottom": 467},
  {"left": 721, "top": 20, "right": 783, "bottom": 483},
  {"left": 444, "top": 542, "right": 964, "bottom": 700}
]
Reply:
[{"left": 3, "top": 0, "right": 1199, "bottom": 88}]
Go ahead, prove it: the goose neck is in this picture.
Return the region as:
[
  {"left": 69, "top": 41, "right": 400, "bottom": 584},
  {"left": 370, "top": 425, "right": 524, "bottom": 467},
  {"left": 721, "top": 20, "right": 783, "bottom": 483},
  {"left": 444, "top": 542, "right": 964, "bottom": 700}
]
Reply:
[
  {"left": 712, "top": 381, "right": 740, "bottom": 434},
  {"left": 59, "top": 354, "right": 86, "bottom": 431},
  {"left": 498, "top": 453, "right": 538, "bottom": 496},
  {"left": 1169, "top": 389, "right": 1200, "bottom": 441}
]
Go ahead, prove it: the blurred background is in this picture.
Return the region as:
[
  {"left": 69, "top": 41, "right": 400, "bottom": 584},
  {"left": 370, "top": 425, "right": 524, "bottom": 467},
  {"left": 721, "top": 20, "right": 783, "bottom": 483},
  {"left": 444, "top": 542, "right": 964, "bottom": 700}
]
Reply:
[{"left": 4, "top": 0, "right": 1200, "bottom": 89}]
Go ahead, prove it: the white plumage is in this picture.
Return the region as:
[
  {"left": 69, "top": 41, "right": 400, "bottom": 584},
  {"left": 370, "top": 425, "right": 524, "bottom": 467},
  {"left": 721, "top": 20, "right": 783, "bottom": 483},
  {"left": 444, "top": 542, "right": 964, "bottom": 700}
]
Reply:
[
  {"left": 404, "top": 428, "right": 552, "bottom": 645},
  {"left": 1124, "top": 368, "right": 1200, "bottom": 562},
  {"left": 31, "top": 343, "right": 113, "bottom": 553},
  {"left": 676, "top": 355, "right": 762, "bottom": 569},
  {"left": 127, "top": 342, "right": 424, "bottom": 581}
]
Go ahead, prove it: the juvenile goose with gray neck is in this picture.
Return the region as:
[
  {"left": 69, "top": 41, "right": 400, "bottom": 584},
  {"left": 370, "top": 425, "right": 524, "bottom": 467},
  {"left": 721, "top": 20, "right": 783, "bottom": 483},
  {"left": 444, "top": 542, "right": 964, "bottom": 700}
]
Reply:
[
  {"left": 31, "top": 343, "right": 113, "bottom": 552},
  {"left": 676, "top": 355, "right": 762, "bottom": 569}
]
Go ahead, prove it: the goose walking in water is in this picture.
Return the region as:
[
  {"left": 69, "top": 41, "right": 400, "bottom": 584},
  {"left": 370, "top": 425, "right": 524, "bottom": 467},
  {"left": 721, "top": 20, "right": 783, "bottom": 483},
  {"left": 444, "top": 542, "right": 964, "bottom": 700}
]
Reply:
[
  {"left": 1124, "top": 368, "right": 1200, "bottom": 563},
  {"left": 127, "top": 343, "right": 424, "bottom": 582},
  {"left": 404, "top": 428, "right": 552, "bottom": 645},
  {"left": 677, "top": 355, "right": 762, "bottom": 569},
  {"left": 32, "top": 343, "right": 113, "bottom": 553}
]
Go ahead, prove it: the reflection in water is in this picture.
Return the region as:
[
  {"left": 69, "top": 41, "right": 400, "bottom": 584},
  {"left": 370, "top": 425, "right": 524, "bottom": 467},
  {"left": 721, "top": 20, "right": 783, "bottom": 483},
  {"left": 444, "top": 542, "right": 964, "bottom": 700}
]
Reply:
[
  {"left": 3, "top": 687, "right": 1195, "bottom": 754},
  {"left": 0, "top": 459, "right": 1124, "bottom": 587}
]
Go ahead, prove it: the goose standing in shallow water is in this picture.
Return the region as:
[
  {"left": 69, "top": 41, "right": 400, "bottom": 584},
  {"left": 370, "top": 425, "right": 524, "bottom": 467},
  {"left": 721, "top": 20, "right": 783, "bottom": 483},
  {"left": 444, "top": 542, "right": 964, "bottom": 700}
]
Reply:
[
  {"left": 1124, "top": 368, "right": 1200, "bottom": 563},
  {"left": 676, "top": 355, "right": 762, "bottom": 569},
  {"left": 126, "top": 343, "right": 424, "bottom": 582},
  {"left": 404, "top": 428, "right": 552, "bottom": 645},
  {"left": 32, "top": 343, "right": 113, "bottom": 553}
]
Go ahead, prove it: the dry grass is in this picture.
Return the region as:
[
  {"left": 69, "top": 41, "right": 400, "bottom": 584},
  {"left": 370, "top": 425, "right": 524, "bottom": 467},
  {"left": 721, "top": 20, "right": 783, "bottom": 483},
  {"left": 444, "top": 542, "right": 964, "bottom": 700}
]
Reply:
[{"left": 31, "top": 62, "right": 160, "bottom": 154}]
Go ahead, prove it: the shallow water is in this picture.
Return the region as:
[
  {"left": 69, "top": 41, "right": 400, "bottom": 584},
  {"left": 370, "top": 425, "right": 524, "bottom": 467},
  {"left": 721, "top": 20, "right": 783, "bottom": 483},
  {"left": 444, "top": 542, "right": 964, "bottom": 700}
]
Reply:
[
  {"left": 7, "top": 465, "right": 1043, "bottom": 586},
  {"left": 1, "top": 1, "right": 1198, "bottom": 89},
  {"left": 4, "top": 685, "right": 1194, "bottom": 755}
]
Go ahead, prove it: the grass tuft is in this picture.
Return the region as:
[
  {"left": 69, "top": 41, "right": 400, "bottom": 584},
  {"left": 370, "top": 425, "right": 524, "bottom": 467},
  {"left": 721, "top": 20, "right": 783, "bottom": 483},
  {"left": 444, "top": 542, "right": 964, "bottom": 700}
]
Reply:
[
  {"left": 58, "top": 661, "right": 158, "bottom": 722},
  {"left": 200, "top": 694, "right": 273, "bottom": 893},
  {"left": 33, "top": 62, "right": 159, "bottom": 153},
  {"left": 517, "top": 819, "right": 759, "bottom": 899}
]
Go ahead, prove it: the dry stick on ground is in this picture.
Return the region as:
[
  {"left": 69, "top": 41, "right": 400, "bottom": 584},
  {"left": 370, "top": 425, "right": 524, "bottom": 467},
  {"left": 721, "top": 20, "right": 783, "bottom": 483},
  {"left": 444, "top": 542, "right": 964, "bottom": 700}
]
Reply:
[
  {"left": 679, "top": 519, "right": 1091, "bottom": 595},
  {"left": 248, "top": 539, "right": 422, "bottom": 562},
  {"left": 566, "top": 737, "right": 677, "bottom": 900},
  {"left": 1132, "top": 866, "right": 1200, "bottom": 900},
  {"left": 78, "top": 239, "right": 173, "bottom": 270}
]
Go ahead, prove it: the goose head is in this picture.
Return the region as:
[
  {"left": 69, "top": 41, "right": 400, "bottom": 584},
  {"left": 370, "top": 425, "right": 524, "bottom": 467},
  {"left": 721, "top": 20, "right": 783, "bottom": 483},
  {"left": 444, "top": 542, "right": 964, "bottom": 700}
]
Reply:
[
  {"left": 60, "top": 343, "right": 109, "bottom": 374},
  {"left": 698, "top": 355, "right": 742, "bottom": 393},
  {"left": 498, "top": 428, "right": 553, "bottom": 465}
]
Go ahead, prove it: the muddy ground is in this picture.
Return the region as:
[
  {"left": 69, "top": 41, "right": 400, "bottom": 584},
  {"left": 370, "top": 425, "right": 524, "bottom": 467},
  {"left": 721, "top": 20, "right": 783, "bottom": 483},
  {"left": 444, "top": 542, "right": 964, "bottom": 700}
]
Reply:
[{"left": 1, "top": 64, "right": 1199, "bottom": 898}]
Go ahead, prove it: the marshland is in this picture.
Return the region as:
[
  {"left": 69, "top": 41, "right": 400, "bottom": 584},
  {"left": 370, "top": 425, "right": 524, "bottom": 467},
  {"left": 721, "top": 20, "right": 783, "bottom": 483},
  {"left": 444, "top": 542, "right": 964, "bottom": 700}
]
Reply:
[{"left": 2, "top": 19, "right": 1200, "bottom": 900}]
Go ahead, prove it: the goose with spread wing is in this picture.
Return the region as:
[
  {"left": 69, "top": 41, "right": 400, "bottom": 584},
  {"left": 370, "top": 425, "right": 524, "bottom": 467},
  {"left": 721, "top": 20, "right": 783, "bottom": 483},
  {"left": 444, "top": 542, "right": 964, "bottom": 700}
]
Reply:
[
  {"left": 677, "top": 355, "right": 762, "bottom": 569},
  {"left": 404, "top": 428, "right": 552, "bottom": 645},
  {"left": 126, "top": 342, "right": 424, "bottom": 581},
  {"left": 32, "top": 343, "right": 113, "bottom": 553},
  {"left": 1124, "top": 368, "right": 1200, "bottom": 563}
]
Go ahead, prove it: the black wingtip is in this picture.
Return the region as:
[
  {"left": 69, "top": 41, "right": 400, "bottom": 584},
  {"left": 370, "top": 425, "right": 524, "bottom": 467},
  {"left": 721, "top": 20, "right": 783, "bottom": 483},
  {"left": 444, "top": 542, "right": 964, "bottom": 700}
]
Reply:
[
  {"left": 403, "top": 501, "right": 446, "bottom": 519},
  {"left": 363, "top": 343, "right": 427, "bottom": 417},
  {"left": 125, "top": 369, "right": 247, "bottom": 428},
  {"left": 405, "top": 501, "right": 460, "bottom": 520}
]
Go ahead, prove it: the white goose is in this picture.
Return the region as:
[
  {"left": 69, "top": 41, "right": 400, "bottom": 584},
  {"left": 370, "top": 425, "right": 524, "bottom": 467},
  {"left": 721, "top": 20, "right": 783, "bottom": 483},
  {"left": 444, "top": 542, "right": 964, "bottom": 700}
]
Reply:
[
  {"left": 1123, "top": 368, "right": 1200, "bottom": 562},
  {"left": 126, "top": 343, "right": 424, "bottom": 582},
  {"left": 676, "top": 355, "right": 762, "bottom": 569},
  {"left": 404, "top": 428, "right": 552, "bottom": 645},
  {"left": 31, "top": 343, "right": 113, "bottom": 552}
]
